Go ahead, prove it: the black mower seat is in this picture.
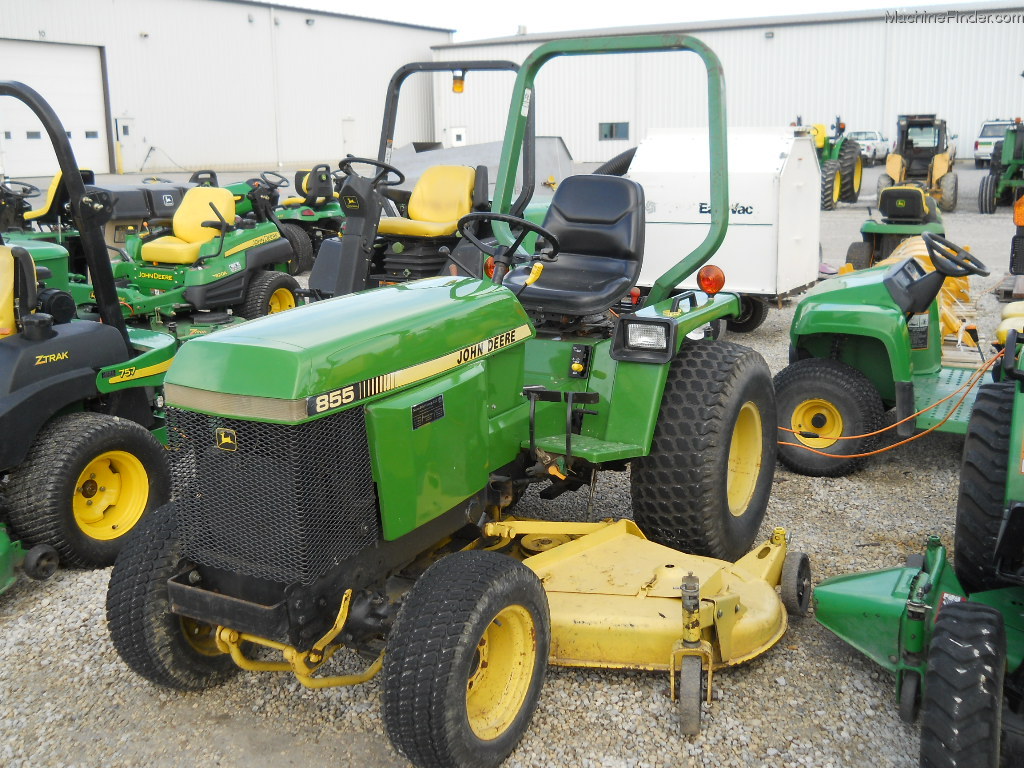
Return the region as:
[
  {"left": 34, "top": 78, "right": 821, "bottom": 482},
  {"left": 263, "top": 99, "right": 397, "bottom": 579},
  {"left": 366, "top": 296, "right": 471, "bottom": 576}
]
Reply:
[
  {"left": 504, "top": 174, "right": 644, "bottom": 317},
  {"left": 282, "top": 164, "right": 335, "bottom": 208},
  {"left": 879, "top": 185, "right": 938, "bottom": 224}
]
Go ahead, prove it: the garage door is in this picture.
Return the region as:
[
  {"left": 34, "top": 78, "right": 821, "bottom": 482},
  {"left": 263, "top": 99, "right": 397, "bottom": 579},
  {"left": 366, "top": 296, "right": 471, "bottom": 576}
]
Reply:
[{"left": 0, "top": 39, "right": 110, "bottom": 177}]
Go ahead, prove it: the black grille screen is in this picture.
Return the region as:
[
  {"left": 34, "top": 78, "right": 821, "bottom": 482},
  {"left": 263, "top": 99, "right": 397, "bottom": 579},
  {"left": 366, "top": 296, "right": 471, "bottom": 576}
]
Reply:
[
  {"left": 1011, "top": 235, "right": 1024, "bottom": 276},
  {"left": 168, "top": 406, "right": 379, "bottom": 584}
]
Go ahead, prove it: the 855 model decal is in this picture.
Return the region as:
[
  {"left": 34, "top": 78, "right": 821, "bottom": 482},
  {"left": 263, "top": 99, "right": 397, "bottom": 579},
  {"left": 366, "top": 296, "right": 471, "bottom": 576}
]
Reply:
[{"left": 307, "top": 324, "right": 532, "bottom": 416}]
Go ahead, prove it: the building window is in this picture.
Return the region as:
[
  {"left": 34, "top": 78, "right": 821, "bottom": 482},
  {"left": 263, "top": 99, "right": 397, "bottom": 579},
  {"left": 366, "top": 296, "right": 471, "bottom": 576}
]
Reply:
[
  {"left": 85, "top": 130, "right": 99, "bottom": 139},
  {"left": 3, "top": 131, "right": 10, "bottom": 140},
  {"left": 599, "top": 122, "right": 629, "bottom": 141},
  {"left": 26, "top": 131, "right": 41, "bottom": 139}
]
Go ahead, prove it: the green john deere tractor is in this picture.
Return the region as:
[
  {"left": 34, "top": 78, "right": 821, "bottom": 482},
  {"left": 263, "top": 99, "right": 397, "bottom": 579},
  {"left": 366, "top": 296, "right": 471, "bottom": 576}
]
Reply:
[
  {"left": 806, "top": 116, "right": 863, "bottom": 210},
  {"left": 844, "top": 185, "right": 945, "bottom": 271},
  {"left": 775, "top": 231, "right": 997, "bottom": 477},
  {"left": 980, "top": 120, "right": 1024, "bottom": 214},
  {"left": 0, "top": 81, "right": 179, "bottom": 569},
  {"left": 106, "top": 34, "right": 811, "bottom": 767}
]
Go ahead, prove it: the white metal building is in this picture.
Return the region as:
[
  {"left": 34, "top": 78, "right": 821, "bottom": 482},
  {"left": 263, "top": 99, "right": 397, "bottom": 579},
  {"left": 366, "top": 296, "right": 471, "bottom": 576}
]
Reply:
[
  {"left": 0, "top": 0, "right": 451, "bottom": 175},
  {"left": 432, "top": 3, "right": 1024, "bottom": 163}
]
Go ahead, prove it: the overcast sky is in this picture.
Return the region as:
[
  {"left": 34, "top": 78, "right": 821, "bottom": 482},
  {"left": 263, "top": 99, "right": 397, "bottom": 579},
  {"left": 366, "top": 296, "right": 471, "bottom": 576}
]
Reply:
[{"left": 265, "top": 0, "right": 980, "bottom": 41}]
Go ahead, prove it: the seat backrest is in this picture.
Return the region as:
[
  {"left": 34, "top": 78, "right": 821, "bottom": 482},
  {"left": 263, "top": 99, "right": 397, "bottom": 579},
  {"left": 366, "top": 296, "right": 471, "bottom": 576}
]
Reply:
[
  {"left": 301, "top": 164, "right": 334, "bottom": 206},
  {"left": 172, "top": 187, "right": 236, "bottom": 244},
  {"left": 407, "top": 165, "right": 476, "bottom": 224},
  {"left": 0, "top": 246, "right": 15, "bottom": 337},
  {"left": 542, "top": 174, "right": 645, "bottom": 263},
  {"left": 879, "top": 186, "right": 928, "bottom": 222}
]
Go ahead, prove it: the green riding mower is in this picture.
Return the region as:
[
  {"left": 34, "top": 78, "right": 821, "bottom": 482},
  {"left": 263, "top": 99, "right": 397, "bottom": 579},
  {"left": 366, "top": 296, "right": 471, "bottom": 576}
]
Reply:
[
  {"left": 844, "top": 185, "right": 945, "bottom": 270},
  {"left": 106, "top": 34, "right": 810, "bottom": 768},
  {"left": 815, "top": 328, "right": 1024, "bottom": 764},
  {"left": 805, "top": 116, "right": 863, "bottom": 210},
  {"left": 775, "top": 231, "right": 1007, "bottom": 477},
  {"left": 980, "top": 120, "right": 1024, "bottom": 215},
  {"left": 878, "top": 114, "right": 958, "bottom": 213},
  {"left": 0, "top": 81, "right": 178, "bottom": 568}
]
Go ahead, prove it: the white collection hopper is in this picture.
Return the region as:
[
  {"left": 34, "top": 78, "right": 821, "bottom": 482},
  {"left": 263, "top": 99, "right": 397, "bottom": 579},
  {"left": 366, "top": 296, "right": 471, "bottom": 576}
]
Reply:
[{"left": 627, "top": 128, "right": 821, "bottom": 305}]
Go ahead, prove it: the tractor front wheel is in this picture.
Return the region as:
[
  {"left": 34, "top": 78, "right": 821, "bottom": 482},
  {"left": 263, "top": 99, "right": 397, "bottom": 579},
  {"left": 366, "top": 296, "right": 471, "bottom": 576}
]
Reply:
[
  {"left": 979, "top": 174, "right": 998, "bottom": 214},
  {"left": 954, "top": 382, "right": 1014, "bottom": 592},
  {"left": 920, "top": 601, "right": 1005, "bottom": 768},
  {"left": 5, "top": 413, "right": 169, "bottom": 567},
  {"left": 383, "top": 550, "right": 550, "bottom": 768},
  {"left": 937, "top": 172, "right": 958, "bottom": 212},
  {"left": 106, "top": 502, "right": 241, "bottom": 690},
  {"left": 845, "top": 241, "right": 874, "bottom": 271},
  {"left": 820, "top": 160, "right": 842, "bottom": 211},
  {"left": 631, "top": 341, "right": 776, "bottom": 561},
  {"left": 238, "top": 270, "right": 300, "bottom": 319},
  {"left": 773, "top": 358, "right": 884, "bottom": 477},
  {"left": 280, "top": 222, "right": 314, "bottom": 275}
]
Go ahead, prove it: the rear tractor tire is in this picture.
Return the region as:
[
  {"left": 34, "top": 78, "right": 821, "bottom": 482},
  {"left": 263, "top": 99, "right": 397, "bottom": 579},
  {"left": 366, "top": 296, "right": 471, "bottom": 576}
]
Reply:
[
  {"left": 773, "top": 358, "right": 884, "bottom": 477},
  {"left": 876, "top": 173, "right": 894, "bottom": 201},
  {"left": 845, "top": 241, "right": 874, "bottom": 271},
  {"left": 631, "top": 340, "right": 776, "bottom": 561},
  {"left": 978, "top": 174, "right": 998, "bottom": 215},
  {"left": 279, "top": 222, "right": 314, "bottom": 275},
  {"left": 725, "top": 295, "right": 769, "bottom": 334},
  {"left": 838, "top": 139, "right": 863, "bottom": 203},
  {"left": 5, "top": 412, "right": 170, "bottom": 567},
  {"left": 919, "top": 601, "right": 1006, "bottom": 768},
  {"left": 106, "top": 502, "right": 241, "bottom": 690},
  {"left": 383, "top": 550, "right": 550, "bottom": 768},
  {"left": 238, "top": 270, "right": 300, "bottom": 319},
  {"left": 820, "top": 160, "right": 842, "bottom": 211},
  {"left": 937, "top": 172, "right": 958, "bottom": 212}
]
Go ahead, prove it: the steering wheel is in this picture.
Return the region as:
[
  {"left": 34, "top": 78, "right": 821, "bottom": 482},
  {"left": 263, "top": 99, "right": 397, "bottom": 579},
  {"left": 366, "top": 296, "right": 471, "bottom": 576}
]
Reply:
[
  {"left": 0, "top": 179, "right": 41, "bottom": 199},
  {"left": 457, "top": 212, "right": 560, "bottom": 268},
  {"left": 922, "top": 232, "right": 989, "bottom": 278},
  {"left": 337, "top": 156, "right": 405, "bottom": 187},
  {"left": 260, "top": 171, "right": 289, "bottom": 189}
]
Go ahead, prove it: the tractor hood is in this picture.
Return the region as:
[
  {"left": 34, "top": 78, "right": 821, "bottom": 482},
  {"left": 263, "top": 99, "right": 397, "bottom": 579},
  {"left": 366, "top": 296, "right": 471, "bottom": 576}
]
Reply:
[{"left": 164, "top": 276, "right": 533, "bottom": 423}]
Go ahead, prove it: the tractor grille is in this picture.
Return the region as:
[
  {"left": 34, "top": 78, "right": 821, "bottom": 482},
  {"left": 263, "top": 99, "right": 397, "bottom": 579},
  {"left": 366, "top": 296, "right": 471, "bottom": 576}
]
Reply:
[
  {"left": 167, "top": 406, "right": 379, "bottom": 585},
  {"left": 1012, "top": 235, "right": 1024, "bottom": 276}
]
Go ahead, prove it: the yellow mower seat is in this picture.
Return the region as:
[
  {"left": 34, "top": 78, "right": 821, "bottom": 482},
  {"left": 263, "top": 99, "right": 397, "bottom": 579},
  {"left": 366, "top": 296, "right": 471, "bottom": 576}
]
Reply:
[
  {"left": 140, "top": 187, "right": 235, "bottom": 264},
  {"left": 377, "top": 165, "right": 475, "bottom": 238},
  {"left": 997, "top": 317, "right": 1024, "bottom": 346},
  {"left": 23, "top": 169, "right": 95, "bottom": 224},
  {"left": 1002, "top": 301, "right": 1024, "bottom": 320},
  {"left": 0, "top": 247, "right": 16, "bottom": 338}
]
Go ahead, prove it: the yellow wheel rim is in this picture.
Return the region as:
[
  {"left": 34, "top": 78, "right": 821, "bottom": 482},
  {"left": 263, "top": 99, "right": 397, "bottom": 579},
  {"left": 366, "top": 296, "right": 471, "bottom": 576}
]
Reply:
[
  {"left": 727, "top": 401, "right": 763, "bottom": 516},
  {"left": 832, "top": 170, "right": 842, "bottom": 203},
  {"left": 465, "top": 604, "right": 537, "bottom": 741},
  {"left": 268, "top": 287, "right": 296, "bottom": 314},
  {"left": 180, "top": 618, "right": 223, "bottom": 657},
  {"left": 791, "top": 399, "right": 845, "bottom": 449},
  {"left": 72, "top": 451, "right": 149, "bottom": 540},
  {"left": 853, "top": 156, "right": 863, "bottom": 193}
]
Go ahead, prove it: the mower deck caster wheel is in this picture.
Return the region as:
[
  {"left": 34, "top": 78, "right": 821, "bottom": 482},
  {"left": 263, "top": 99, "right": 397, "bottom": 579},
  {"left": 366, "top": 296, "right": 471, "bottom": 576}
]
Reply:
[
  {"left": 23, "top": 545, "right": 59, "bottom": 580},
  {"left": 781, "top": 550, "right": 812, "bottom": 617},
  {"left": 898, "top": 669, "right": 920, "bottom": 723},
  {"left": 677, "top": 655, "right": 703, "bottom": 736}
]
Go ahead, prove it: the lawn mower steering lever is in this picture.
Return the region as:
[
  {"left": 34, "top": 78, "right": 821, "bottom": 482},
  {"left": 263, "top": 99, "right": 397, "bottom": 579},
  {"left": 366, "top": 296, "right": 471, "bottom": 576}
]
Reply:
[
  {"left": 922, "top": 232, "right": 989, "bottom": 278},
  {"left": 259, "top": 171, "right": 290, "bottom": 189}
]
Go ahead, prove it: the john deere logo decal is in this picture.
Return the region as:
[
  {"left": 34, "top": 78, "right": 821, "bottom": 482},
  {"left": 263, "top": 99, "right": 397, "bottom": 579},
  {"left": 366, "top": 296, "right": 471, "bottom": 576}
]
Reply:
[
  {"left": 343, "top": 196, "right": 360, "bottom": 209},
  {"left": 897, "top": 199, "right": 907, "bottom": 208},
  {"left": 215, "top": 428, "right": 238, "bottom": 451}
]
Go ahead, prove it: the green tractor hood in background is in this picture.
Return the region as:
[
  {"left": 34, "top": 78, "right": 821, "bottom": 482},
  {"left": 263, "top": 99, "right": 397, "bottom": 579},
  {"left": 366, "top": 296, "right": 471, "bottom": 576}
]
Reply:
[{"left": 165, "top": 277, "right": 533, "bottom": 421}]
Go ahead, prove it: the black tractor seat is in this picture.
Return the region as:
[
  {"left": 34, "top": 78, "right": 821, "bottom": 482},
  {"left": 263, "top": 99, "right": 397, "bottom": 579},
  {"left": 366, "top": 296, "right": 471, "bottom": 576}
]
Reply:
[
  {"left": 878, "top": 186, "right": 940, "bottom": 225},
  {"left": 504, "top": 174, "right": 644, "bottom": 317}
]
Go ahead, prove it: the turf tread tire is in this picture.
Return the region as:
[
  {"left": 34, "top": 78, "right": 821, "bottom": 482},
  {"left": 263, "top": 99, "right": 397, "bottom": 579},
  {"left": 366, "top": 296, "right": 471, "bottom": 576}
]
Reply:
[
  {"left": 774, "top": 358, "right": 885, "bottom": 477},
  {"left": 106, "top": 502, "right": 241, "bottom": 691},
  {"left": 382, "top": 551, "right": 550, "bottom": 768},
  {"left": 954, "top": 381, "right": 1014, "bottom": 592},
  {"left": 238, "top": 270, "right": 300, "bottom": 319},
  {"left": 838, "top": 139, "right": 862, "bottom": 203},
  {"left": 725, "top": 296, "right": 769, "bottom": 334},
  {"left": 5, "top": 413, "right": 169, "bottom": 567},
  {"left": 845, "top": 241, "right": 874, "bottom": 270},
  {"left": 630, "top": 341, "right": 776, "bottom": 561},
  {"left": 280, "top": 222, "right": 314, "bottom": 275},
  {"left": 920, "top": 601, "right": 1005, "bottom": 768}
]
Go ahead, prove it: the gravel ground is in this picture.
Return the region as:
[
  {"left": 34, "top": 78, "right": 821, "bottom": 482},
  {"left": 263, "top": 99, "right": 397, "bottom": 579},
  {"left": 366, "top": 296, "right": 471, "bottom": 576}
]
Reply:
[{"left": 0, "top": 164, "right": 1018, "bottom": 768}]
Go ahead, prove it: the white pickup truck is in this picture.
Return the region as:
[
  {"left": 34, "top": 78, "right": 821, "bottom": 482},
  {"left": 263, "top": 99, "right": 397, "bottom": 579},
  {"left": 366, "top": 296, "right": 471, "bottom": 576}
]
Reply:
[{"left": 848, "top": 130, "right": 889, "bottom": 166}]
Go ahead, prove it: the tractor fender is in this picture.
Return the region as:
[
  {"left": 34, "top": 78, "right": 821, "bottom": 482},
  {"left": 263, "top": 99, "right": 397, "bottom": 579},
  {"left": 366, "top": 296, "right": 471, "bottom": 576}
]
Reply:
[{"left": 244, "top": 237, "right": 293, "bottom": 271}]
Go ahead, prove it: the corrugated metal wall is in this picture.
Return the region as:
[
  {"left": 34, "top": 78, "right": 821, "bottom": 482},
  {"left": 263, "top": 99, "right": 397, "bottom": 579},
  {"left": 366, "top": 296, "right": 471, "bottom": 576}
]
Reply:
[
  {"left": 0, "top": 0, "right": 449, "bottom": 172},
  {"left": 435, "top": 12, "right": 1024, "bottom": 163}
]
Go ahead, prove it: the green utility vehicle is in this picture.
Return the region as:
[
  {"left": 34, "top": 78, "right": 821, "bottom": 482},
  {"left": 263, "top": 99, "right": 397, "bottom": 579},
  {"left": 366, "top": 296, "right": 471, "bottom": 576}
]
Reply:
[
  {"left": 775, "top": 231, "right": 991, "bottom": 477},
  {"left": 0, "top": 81, "right": 176, "bottom": 568},
  {"left": 106, "top": 35, "right": 801, "bottom": 767},
  {"left": 805, "top": 116, "right": 863, "bottom": 209},
  {"left": 844, "top": 185, "right": 945, "bottom": 270},
  {"left": 815, "top": 341, "right": 1024, "bottom": 763},
  {"left": 979, "top": 120, "right": 1024, "bottom": 214}
]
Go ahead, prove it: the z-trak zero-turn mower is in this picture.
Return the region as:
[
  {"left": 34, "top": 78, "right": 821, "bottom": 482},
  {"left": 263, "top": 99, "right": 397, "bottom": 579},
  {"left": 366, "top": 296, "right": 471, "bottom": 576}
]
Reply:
[
  {"left": 0, "top": 81, "right": 176, "bottom": 568},
  {"left": 774, "top": 230, "right": 1015, "bottom": 477},
  {"left": 814, "top": 228, "right": 1024, "bottom": 765},
  {"left": 878, "top": 114, "right": 958, "bottom": 213},
  {"left": 106, "top": 34, "right": 810, "bottom": 768}
]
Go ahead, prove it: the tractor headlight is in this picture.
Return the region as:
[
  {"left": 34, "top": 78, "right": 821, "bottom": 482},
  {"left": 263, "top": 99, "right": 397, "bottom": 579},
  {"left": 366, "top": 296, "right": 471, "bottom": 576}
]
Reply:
[{"left": 611, "top": 318, "right": 676, "bottom": 363}]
